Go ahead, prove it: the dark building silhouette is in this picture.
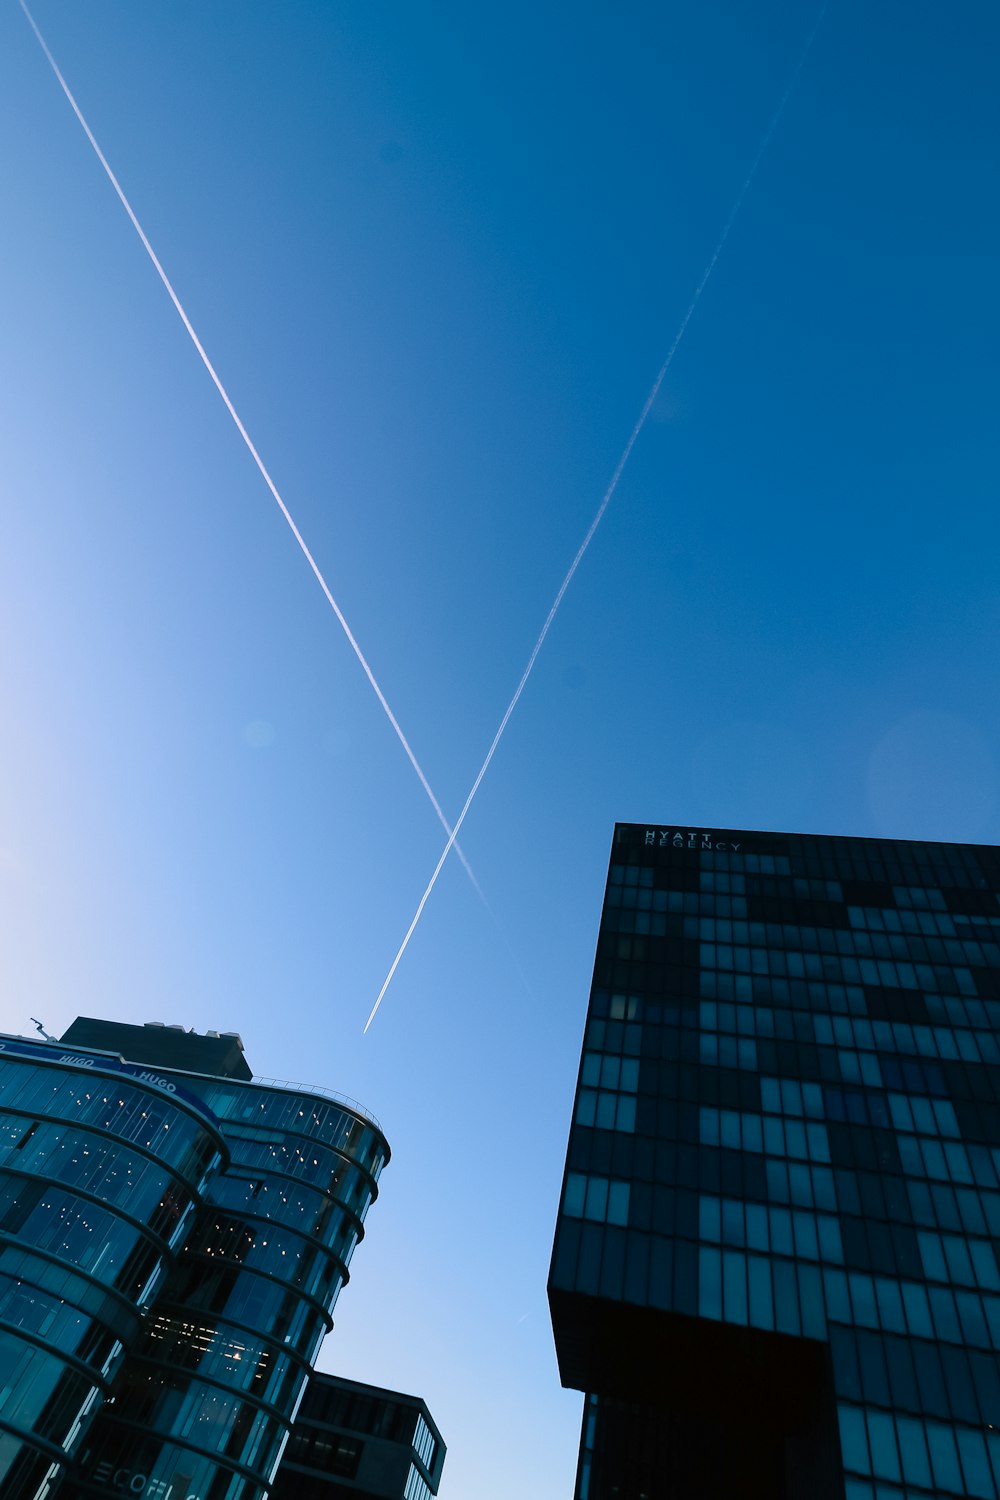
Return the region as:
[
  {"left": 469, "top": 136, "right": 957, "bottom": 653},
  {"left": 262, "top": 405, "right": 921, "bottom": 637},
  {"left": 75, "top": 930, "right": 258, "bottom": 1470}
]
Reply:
[
  {"left": 61, "top": 1016, "right": 253, "bottom": 1082},
  {"left": 271, "top": 1371, "right": 445, "bottom": 1500},
  {"left": 0, "top": 1017, "right": 388, "bottom": 1500},
  {"left": 549, "top": 822, "right": 1000, "bottom": 1500}
]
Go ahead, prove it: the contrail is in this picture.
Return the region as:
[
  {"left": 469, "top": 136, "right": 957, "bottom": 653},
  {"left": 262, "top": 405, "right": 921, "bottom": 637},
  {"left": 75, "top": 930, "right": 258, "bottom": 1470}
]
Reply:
[
  {"left": 365, "top": 2, "right": 829, "bottom": 1032},
  {"left": 19, "top": 0, "right": 482, "bottom": 893}
]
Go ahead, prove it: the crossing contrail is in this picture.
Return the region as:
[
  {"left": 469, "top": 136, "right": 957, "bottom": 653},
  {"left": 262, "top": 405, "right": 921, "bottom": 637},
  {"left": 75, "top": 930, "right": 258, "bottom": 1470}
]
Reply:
[
  {"left": 365, "top": 1, "right": 829, "bottom": 1031},
  {"left": 19, "top": 0, "right": 482, "bottom": 894}
]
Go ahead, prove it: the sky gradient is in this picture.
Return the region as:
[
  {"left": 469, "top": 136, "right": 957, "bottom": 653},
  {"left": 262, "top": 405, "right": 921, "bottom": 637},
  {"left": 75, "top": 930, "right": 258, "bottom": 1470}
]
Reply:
[{"left": 2, "top": 2, "right": 999, "bottom": 1495}]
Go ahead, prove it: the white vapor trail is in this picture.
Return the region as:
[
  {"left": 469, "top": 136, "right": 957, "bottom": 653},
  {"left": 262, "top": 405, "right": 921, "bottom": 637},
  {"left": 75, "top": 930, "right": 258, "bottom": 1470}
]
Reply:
[
  {"left": 19, "top": 0, "right": 483, "bottom": 895},
  {"left": 364, "top": 2, "right": 829, "bottom": 1032}
]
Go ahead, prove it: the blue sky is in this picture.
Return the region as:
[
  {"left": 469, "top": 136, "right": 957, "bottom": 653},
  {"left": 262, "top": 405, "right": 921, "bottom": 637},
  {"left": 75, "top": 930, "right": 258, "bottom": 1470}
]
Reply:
[{"left": 2, "top": 1, "right": 998, "bottom": 1494}]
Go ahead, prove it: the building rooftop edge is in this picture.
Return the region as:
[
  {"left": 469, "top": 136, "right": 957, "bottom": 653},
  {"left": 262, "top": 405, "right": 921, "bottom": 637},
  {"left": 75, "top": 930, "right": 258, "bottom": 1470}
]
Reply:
[
  {"left": 615, "top": 819, "right": 1000, "bottom": 852},
  {"left": 306, "top": 1370, "right": 445, "bottom": 1445},
  {"left": 0, "top": 1031, "right": 231, "bottom": 1150},
  {"left": 0, "top": 1030, "right": 386, "bottom": 1147}
]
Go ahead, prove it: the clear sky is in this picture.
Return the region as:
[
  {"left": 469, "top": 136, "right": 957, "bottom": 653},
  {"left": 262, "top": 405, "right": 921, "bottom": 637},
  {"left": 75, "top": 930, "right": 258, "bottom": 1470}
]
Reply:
[{"left": 2, "top": 1, "right": 998, "bottom": 1494}]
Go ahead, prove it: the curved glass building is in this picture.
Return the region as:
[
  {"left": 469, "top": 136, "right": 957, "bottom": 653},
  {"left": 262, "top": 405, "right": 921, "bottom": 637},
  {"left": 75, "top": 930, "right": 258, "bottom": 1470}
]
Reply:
[
  {"left": 0, "top": 1019, "right": 388, "bottom": 1500},
  {"left": 74, "top": 1077, "right": 387, "bottom": 1500},
  {"left": 0, "top": 1037, "right": 227, "bottom": 1500}
]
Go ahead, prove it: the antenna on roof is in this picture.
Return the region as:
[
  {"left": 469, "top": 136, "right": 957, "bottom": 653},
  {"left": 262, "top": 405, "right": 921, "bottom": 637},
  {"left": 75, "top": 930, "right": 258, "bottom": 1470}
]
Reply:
[{"left": 30, "top": 1017, "right": 55, "bottom": 1042}]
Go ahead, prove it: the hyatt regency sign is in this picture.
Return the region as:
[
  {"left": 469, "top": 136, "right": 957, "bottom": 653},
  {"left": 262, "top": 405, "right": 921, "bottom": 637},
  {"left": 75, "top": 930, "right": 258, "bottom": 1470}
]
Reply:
[{"left": 643, "top": 828, "right": 742, "bottom": 852}]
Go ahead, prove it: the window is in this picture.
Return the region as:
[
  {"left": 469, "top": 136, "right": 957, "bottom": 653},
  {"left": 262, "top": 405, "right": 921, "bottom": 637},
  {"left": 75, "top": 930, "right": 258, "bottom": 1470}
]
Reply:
[
  {"left": 413, "top": 1414, "right": 436, "bottom": 1471},
  {"left": 563, "top": 1174, "right": 629, "bottom": 1227},
  {"left": 404, "top": 1462, "right": 434, "bottom": 1500}
]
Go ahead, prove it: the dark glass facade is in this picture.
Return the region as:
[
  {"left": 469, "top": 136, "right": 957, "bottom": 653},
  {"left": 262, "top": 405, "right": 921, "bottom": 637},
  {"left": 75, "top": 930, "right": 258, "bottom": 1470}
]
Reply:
[
  {"left": 0, "top": 1038, "right": 227, "bottom": 1500},
  {"left": 549, "top": 822, "right": 1000, "bottom": 1500},
  {"left": 0, "top": 1021, "right": 388, "bottom": 1500},
  {"left": 270, "top": 1371, "right": 445, "bottom": 1500}
]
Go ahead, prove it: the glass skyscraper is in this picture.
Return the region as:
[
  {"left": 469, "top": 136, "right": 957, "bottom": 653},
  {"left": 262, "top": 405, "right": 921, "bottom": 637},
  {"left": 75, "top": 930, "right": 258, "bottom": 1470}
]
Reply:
[
  {"left": 0, "top": 1017, "right": 388, "bottom": 1500},
  {"left": 549, "top": 822, "right": 1000, "bottom": 1500}
]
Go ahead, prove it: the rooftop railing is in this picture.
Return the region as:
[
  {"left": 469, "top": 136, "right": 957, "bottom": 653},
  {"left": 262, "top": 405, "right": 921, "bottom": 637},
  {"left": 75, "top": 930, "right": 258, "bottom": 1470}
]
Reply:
[{"left": 251, "top": 1075, "right": 383, "bottom": 1133}]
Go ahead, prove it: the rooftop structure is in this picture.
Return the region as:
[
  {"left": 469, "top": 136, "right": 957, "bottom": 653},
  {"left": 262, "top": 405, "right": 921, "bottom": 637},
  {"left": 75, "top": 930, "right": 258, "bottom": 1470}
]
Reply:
[{"left": 271, "top": 1370, "right": 445, "bottom": 1500}]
